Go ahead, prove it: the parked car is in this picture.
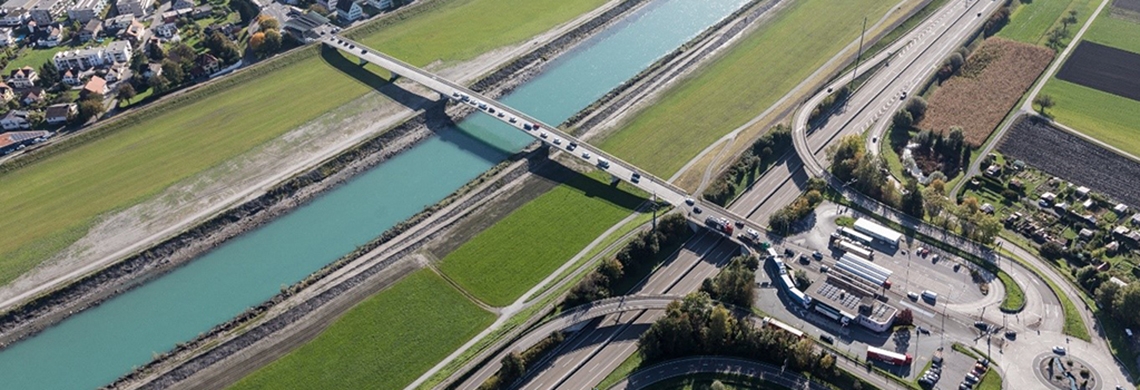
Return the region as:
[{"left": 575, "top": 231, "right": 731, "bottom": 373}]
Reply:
[
  {"left": 1053, "top": 346, "right": 1066, "bottom": 355},
  {"left": 820, "top": 334, "right": 834, "bottom": 344},
  {"left": 812, "top": 251, "right": 823, "bottom": 260},
  {"left": 908, "top": 291, "right": 920, "bottom": 301},
  {"left": 685, "top": 197, "right": 695, "bottom": 205}
]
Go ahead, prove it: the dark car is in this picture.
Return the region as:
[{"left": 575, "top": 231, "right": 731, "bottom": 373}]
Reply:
[
  {"left": 567, "top": 142, "right": 578, "bottom": 151},
  {"left": 820, "top": 334, "right": 834, "bottom": 344}
]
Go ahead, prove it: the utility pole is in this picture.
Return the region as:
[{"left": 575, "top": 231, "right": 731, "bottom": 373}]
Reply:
[
  {"left": 852, "top": 16, "right": 867, "bottom": 84},
  {"left": 652, "top": 192, "right": 657, "bottom": 232}
]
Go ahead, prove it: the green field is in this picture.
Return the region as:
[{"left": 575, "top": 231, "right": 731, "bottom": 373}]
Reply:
[
  {"left": 1040, "top": 79, "right": 1140, "bottom": 157},
  {"left": 597, "top": 0, "right": 897, "bottom": 177},
  {"left": 230, "top": 269, "right": 494, "bottom": 390},
  {"left": 438, "top": 170, "right": 645, "bottom": 307},
  {"left": 1082, "top": 11, "right": 1140, "bottom": 53},
  {"left": 0, "top": 0, "right": 610, "bottom": 286},
  {"left": 998, "top": 0, "right": 1098, "bottom": 45},
  {"left": 976, "top": 368, "right": 1003, "bottom": 390}
]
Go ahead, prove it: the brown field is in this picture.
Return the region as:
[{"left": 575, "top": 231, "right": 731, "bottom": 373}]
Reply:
[
  {"left": 917, "top": 38, "right": 1054, "bottom": 146},
  {"left": 1056, "top": 41, "right": 1140, "bottom": 101}
]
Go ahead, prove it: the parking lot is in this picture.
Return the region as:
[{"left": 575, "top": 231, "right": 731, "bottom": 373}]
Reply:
[{"left": 752, "top": 202, "right": 998, "bottom": 380}]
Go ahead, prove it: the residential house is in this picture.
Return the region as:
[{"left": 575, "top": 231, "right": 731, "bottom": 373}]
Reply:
[
  {"left": 283, "top": 9, "right": 334, "bottom": 42},
  {"left": 103, "top": 13, "right": 134, "bottom": 33},
  {"left": 0, "top": 82, "right": 13, "bottom": 102},
  {"left": 203, "top": 23, "right": 237, "bottom": 40},
  {"left": 36, "top": 25, "right": 62, "bottom": 47},
  {"left": 335, "top": 0, "right": 361, "bottom": 22},
  {"left": 191, "top": 52, "right": 219, "bottom": 77},
  {"left": 1, "top": 110, "right": 31, "bottom": 130},
  {"left": 115, "top": 0, "right": 153, "bottom": 17},
  {"left": 171, "top": 0, "right": 193, "bottom": 10},
  {"left": 45, "top": 102, "right": 76, "bottom": 124},
  {"left": 82, "top": 75, "right": 106, "bottom": 96},
  {"left": 366, "top": 0, "right": 391, "bottom": 10},
  {"left": 143, "top": 62, "right": 162, "bottom": 79},
  {"left": 154, "top": 22, "right": 177, "bottom": 38},
  {"left": 118, "top": 19, "right": 146, "bottom": 45},
  {"left": 21, "top": 88, "right": 45, "bottom": 105},
  {"left": 159, "top": 7, "right": 190, "bottom": 22},
  {"left": 191, "top": 4, "right": 211, "bottom": 18},
  {"left": 7, "top": 67, "right": 38, "bottom": 88},
  {"left": 67, "top": 0, "right": 106, "bottom": 23},
  {"left": 29, "top": 0, "right": 67, "bottom": 25},
  {"left": 0, "top": 130, "right": 50, "bottom": 154},
  {"left": 78, "top": 19, "right": 101, "bottom": 41},
  {"left": 102, "top": 63, "right": 127, "bottom": 82},
  {"left": 61, "top": 69, "right": 81, "bottom": 86},
  {"left": 0, "top": 8, "right": 30, "bottom": 27},
  {"left": 53, "top": 40, "right": 132, "bottom": 70},
  {"left": 0, "top": 27, "right": 12, "bottom": 46}
]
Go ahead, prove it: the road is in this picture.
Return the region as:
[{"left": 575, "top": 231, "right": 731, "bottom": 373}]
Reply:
[
  {"left": 323, "top": 35, "right": 691, "bottom": 207},
  {"left": 510, "top": 233, "right": 739, "bottom": 390},
  {"left": 610, "top": 356, "right": 830, "bottom": 390}
]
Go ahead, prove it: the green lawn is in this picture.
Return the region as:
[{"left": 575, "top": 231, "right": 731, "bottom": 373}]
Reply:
[
  {"left": 597, "top": 0, "right": 897, "bottom": 177},
  {"left": 998, "top": 0, "right": 1098, "bottom": 46},
  {"left": 0, "top": 0, "right": 610, "bottom": 286},
  {"left": 438, "top": 170, "right": 645, "bottom": 306},
  {"left": 229, "top": 269, "right": 494, "bottom": 390},
  {"left": 998, "top": 271, "right": 1025, "bottom": 312},
  {"left": 976, "top": 368, "right": 1003, "bottom": 390},
  {"left": 1040, "top": 79, "right": 1140, "bottom": 157}
]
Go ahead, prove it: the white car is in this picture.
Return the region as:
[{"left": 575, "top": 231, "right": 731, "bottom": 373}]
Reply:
[
  {"left": 509, "top": 117, "right": 517, "bottom": 123},
  {"left": 553, "top": 138, "right": 562, "bottom": 145},
  {"left": 1053, "top": 346, "right": 1066, "bottom": 355},
  {"left": 581, "top": 152, "right": 591, "bottom": 159},
  {"left": 539, "top": 132, "right": 548, "bottom": 138}
]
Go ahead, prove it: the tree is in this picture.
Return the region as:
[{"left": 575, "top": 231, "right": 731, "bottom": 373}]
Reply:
[
  {"left": 168, "top": 43, "right": 198, "bottom": 64},
  {"left": 117, "top": 83, "right": 136, "bottom": 103},
  {"left": 1046, "top": 27, "right": 1068, "bottom": 50},
  {"left": 497, "top": 352, "right": 525, "bottom": 386},
  {"left": 257, "top": 15, "right": 280, "bottom": 31},
  {"left": 161, "top": 59, "right": 185, "bottom": 86},
  {"left": 1062, "top": 10, "right": 1078, "bottom": 31},
  {"left": 262, "top": 29, "right": 283, "bottom": 55},
  {"left": 206, "top": 32, "right": 241, "bottom": 64},
  {"left": 1113, "top": 283, "right": 1140, "bottom": 328},
  {"left": 895, "top": 308, "right": 914, "bottom": 326},
  {"left": 1040, "top": 241, "right": 1065, "bottom": 260},
  {"left": 892, "top": 109, "right": 913, "bottom": 130},
  {"left": 1034, "top": 94, "right": 1056, "bottom": 115},
  {"left": 149, "top": 74, "right": 171, "bottom": 95},
  {"left": 39, "top": 61, "right": 60, "bottom": 87},
  {"left": 1095, "top": 282, "right": 1121, "bottom": 312},
  {"left": 904, "top": 97, "right": 927, "bottom": 122},
  {"left": 984, "top": 6, "right": 1011, "bottom": 36},
  {"left": 76, "top": 99, "right": 105, "bottom": 124},
  {"left": 901, "top": 180, "right": 925, "bottom": 218},
  {"left": 249, "top": 31, "right": 266, "bottom": 51}
]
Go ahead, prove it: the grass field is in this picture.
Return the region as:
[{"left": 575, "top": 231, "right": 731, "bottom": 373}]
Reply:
[
  {"left": 1039, "top": 79, "right": 1140, "bottom": 157},
  {"left": 597, "top": 0, "right": 897, "bottom": 177},
  {"left": 0, "top": 0, "right": 610, "bottom": 286},
  {"left": 976, "top": 368, "right": 1003, "bottom": 390},
  {"left": 1082, "top": 11, "right": 1140, "bottom": 53},
  {"left": 230, "top": 269, "right": 494, "bottom": 390},
  {"left": 438, "top": 170, "right": 645, "bottom": 307},
  {"left": 998, "top": 0, "right": 1099, "bottom": 46}
]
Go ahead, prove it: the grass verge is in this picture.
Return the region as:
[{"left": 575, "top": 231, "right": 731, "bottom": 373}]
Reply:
[
  {"left": 438, "top": 169, "right": 646, "bottom": 307},
  {"left": 229, "top": 269, "right": 494, "bottom": 390},
  {"left": 976, "top": 369, "right": 1002, "bottom": 390},
  {"left": 597, "top": 0, "right": 897, "bottom": 177},
  {"left": 996, "top": 246, "right": 1090, "bottom": 341},
  {"left": 0, "top": 0, "right": 611, "bottom": 286},
  {"left": 597, "top": 353, "right": 643, "bottom": 390},
  {"left": 997, "top": 271, "right": 1025, "bottom": 312}
]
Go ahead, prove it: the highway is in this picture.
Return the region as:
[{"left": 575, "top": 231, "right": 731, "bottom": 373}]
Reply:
[
  {"left": 322, "top": 35, "right": 691, "bottom": 207},
  {"left": 511, "top": 233, "right": 739, "bottom": 390}
]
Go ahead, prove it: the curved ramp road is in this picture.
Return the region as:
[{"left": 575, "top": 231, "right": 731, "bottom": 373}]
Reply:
[{"left": 609, "top": 356, "right": 831, "bottom": 390}]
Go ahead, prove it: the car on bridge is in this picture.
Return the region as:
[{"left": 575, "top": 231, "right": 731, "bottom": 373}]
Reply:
[
  {"left": 631, "top": 172, "right": 640, "bottom": 183},
  {"left": 567, "top": 142, "right": 577, "bottom": 151}
]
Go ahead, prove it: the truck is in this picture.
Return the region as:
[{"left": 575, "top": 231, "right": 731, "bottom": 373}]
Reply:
[
  {"left": 867, "top": 346, "right": 912, "bottom": 365},
  {"left": 705, "top": 216, "right": 734, "bottom": 236}
]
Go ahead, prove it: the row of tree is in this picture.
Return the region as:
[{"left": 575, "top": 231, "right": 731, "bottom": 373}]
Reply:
[
  {"left": 703, "top": 126, "right": 792, "bottom": 206},
  {"left": 700, "top": 255, "right": 759, "bottom": 308},
  {"left": 564, "top": 213, "right": 689, "bottom": 307},
  {"left": 481, "top": 331, "right": 565, "bottom": 390}
]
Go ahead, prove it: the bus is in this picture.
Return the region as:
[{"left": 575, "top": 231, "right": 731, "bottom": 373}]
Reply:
[{"left": 867, "top": 346, "right": 912, "bottom": 365}]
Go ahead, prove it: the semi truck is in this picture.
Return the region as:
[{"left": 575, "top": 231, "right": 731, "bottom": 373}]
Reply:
[
  {"left": 867, "top": 346, "right": 912, "bottom": 365},
  {"left": 705, "top": 216, "right": 734, "bottom": 236}
]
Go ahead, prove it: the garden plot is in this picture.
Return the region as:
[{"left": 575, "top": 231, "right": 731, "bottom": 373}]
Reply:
[
  {"left": 997, "top": 116, "right": 1140, "bottom": 206},
  {"left": 1055, "top": 41, "right": 1140, "bottom": 101},
  {"left": 917, "top": 38, "right": 1053, "bottom": 146}
]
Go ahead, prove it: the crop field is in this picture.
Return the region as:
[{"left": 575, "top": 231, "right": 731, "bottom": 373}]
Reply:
[
  {"left": 998, "top": 0, "right": 1098, "bottom": 45},
  {"left": 1083, "top": 11, "right": 1140, "bottom": 53},
  {"left": 438, "top": 169, "right": 645, "bottom": 307},
  {"left": 0, "top": 0, "right": 610, "bottom": 286},
  {"left": 1055, "top": 41, "right": 1140, "bottom": 101},
  {"left": 231, "top": 269, "right": 494, "bottom": 390},
  {"left": 1040, "top": 79, "right": 1140, "bottom": 157},
  {"left": 597, "top": 0, "right": 897, "bottom": 177},
  {"left": 997, "top": 116, "right": 1140, "bottom": 206},
  {"left": 916, "top": 38, "right": 1053, "bottom": 146},
  {"left": 1114, "top": 0, "right": 1140, "bottom": 13}
]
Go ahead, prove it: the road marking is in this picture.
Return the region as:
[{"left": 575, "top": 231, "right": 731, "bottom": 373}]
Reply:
[{"left": 898, "top": 300, "right": 935, "bottom": 318}]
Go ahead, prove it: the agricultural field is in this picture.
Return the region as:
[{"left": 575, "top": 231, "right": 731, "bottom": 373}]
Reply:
[
  {"left": 997, "top": 116, "right": 1140, "bottom": 207},
  {"left": 1055, "top": 42, "right": 1140, "bottom": 101},
  {"left": 230, "top": 269, "right": 494, "bottom": 390},
  {"left": 997, "top": 0, "right": 1098, "bottom": 46},
  {"left": 597, "top": 0, "right": 898, "bottom": 177},
  {"left": 1083, "top": 6, "right": 1140, "bottom": 53},
  {"left": 917, "top": 38, "right": 1053, "bottom": 146},
  {"left": 1038, "top": 79, "right": 1140, "bottom": 157},
  {"left": 438, "top": 169, "right": 645, "bottom": 307},
  {"left": 0, "top": 0, "right": 611, "bottom": 286}
]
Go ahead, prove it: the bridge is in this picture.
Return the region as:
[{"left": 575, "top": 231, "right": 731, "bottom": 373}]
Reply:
[
  {"left": 497, "top": 295, "right": 683, "bottom": 356},
  {"left": 322, "top": 35, "right": 690, "bottom": 206}
]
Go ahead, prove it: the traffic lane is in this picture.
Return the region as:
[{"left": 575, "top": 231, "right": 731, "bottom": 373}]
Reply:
[
  {"left": 633, "top": 232, "right": 723, "bottom": 294},
  {"left": 726, "top": 153, "right": 803, "bottom": 213},
  {"left": 615, "top": 357, "right": 831, "bottom": 390},
  {"left": 550, "top": 313, "right": 658, "bottom": 390},
  {"left": 641, "top": 237, "right": 738, "bottom": 294},
  {"left": 519, "top": 311, "right": 659, "bottom": 390}
]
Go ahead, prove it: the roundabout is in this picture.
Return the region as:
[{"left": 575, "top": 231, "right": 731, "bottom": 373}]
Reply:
[{"left": 1035, "top": 352, "right": 1101, "bottom": 390}]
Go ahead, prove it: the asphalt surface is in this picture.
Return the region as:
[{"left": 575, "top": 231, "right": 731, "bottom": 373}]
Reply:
[
  {"left": 610, "top": 356, "right": 830, "bottom": 390},
  {"left": 512, "top": 233, "right": 739, "bottom": 390}
]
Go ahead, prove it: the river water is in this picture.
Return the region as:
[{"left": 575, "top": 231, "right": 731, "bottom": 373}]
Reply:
[{"left": 0, "top": 0, "right": 748, "bottom": 387}]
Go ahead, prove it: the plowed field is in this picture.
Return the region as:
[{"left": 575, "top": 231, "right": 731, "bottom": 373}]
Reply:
[
  {"left": 997, "top": 116, "right": 1140, "bottom": 206},
  {"left": 1056, "top": 41, "right": 1140, "bottom": 101},
  {"left": 917, "top": 38, "right": 1054, "bottom": 146}
]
